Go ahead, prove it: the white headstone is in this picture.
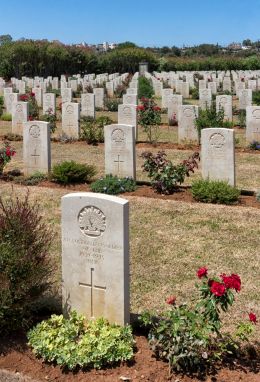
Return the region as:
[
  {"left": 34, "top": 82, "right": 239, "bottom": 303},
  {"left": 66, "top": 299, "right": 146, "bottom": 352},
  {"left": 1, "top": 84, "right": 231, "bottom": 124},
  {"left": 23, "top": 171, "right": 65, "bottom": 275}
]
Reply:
[
  {"left": 167, "top": 94, "right": 182, "bottom": 123},
  {"left": 62, "top": 102, "right": 80, "bottom": 138},
  {"left": 216, "top": 95, "right": 232, "bottom": 121},
  {"left": 12, "top": 102, "right": 28, "bottom": 135},
  {"left": 104, "top": 124, "right": 136, "bottom": 179},
  {"left": 61, "top": 192, "right": 130, "bottom": 325},
  {"left": 118, "top": 104, "right": 137, "bottom": 138},
  {"left": 23, "top": 121, "right": 51, "bottom": 175},
  {"left": 43, "top": 93, "right": 56, "bottom": 115},
  {"left": 81, "top": 93, "right": 95, "bottom": 118},
  {"left": 201, "top": 128, "right": 235, "bottom": 186},
  {"left": 246, "top": 106, "right": 260, "bottom": 142},
  {"left": 178, "top": 105, "right": 199, "bottom": 143},
  {"left": 93, "top": 88, "right": 104, "bottom": 109}
]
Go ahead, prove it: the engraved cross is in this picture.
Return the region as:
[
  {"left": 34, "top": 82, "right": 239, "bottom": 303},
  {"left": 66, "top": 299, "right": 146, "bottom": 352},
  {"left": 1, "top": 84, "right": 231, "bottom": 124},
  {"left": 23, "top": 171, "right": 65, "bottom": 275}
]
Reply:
[
  {"left": 79, "top": 267, "right": 106, "bottom": 318},
  {"left": 31, "top": 148, "right": 40, "bottom": 165},
  {"left": 114, "top": 155, "right": 124, "bottom": 172}
]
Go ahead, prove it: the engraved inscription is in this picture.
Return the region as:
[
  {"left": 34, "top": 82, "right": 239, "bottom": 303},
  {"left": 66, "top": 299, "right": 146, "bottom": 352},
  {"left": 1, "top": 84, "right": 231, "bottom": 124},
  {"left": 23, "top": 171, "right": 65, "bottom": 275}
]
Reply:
[{"left": 111, "top": 128, "right": 125, "bottom": 145}]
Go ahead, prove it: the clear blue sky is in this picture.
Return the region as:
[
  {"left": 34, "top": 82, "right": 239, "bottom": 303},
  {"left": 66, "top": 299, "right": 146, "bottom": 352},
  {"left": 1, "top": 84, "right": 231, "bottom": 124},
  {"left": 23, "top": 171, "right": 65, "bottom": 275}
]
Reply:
[{"left": 1, "top": 0, "right": 260, "bottom": 47}]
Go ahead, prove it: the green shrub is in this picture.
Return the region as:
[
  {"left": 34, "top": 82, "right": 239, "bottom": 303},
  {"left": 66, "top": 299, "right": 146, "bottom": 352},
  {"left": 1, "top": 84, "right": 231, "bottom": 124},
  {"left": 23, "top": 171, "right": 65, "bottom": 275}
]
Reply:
[
  {"left": 0, "top": 193, "right": 53, "bottom": 333},
  {"left": 80, "top": 116, "right": 113, "bottom": 145},
  {"left": 138, "top": 76, "right": 154, "bottom": 99},
  {"left": 256, "top": 191, "right": 260, "bottom": 202},
  {"left": 191, "top": 179, "right": 240, "bottom": 204},
  {"left": 1, "top": 113, "right": 12, "bottom": 121},
  {"left": 195, "top": 105, "right": 230, "bottom": 142},
  {"left": 105, "top": 98, "right": 121, "bottom": 111},
  {"left": 91, "top": 175, "right": 136, "bottom": 195},
  {"left": 52, "top": 160, "right": 96, "bottom": 184},
  {"left": 15, "top": 171, "right": 47, "bottom": 186},
  {"left": 0, "top": 96, "right": 4, "bottom": 117},
  {"left": 237, "top": 109, "right": 246, "bottom": 128},
  {"left": 252, "top": 90, "right": 260, "bottom": 105},
  {"left": 27, "top": 311, "right": 134, "bottom": 370},
  {"left": 190, "top": 87, "right": 199, "bottom": 99}
]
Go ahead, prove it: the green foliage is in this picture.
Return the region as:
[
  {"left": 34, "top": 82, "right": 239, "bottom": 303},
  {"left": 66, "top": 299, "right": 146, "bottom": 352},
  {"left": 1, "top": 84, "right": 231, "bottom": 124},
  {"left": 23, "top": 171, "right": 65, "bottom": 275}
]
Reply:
[
  {"left": 91, "top": 175, "right": 136, "bottom": 195},
  {"left": 138, "top": 76, "right": 154, "bottom": 99},
  {"left": 52, "top": 160, "right": 96, "bottom": 184},
  {"left": 3, "top": 133, "right": 22, "bottom": 141},
  {"left": 0, "top": 193, "right": 53, "bottom": 333},
  {"left": 237, "top": 109, "right": 246, "bottom": 128},
  {"left": 15, "top": 171, "right": 47, "bottom": 186},
  {"left": 141, "top": 151, "right": 200, "bottom": 194},
  {"left": 190, "top": 87, "right": 199, "bottom": 99},
  {"left": 105, "top": 98, "right": 121, "bottom": 111},
  {"left": 137, "top": 98, "right": 161, "bottom": 144},
  {"left": 1, "top": 112, "right": 12, "bottom": 121},
  {"left": 256, "top": 190, "right": 260, "bottom": 202},
  {"left": 191, "top": 179, "right": 240, "bottom": 204},
  {"left": 80, "top": 116, "right": 113, "bottom": 145},
  {"left": 252, "top": 90, "right": 260, "bottom": 105},
  {"left": 195, "top": 105, "right": 231, "bottom": 142},
  {"left": 27, "top": 311, "right": 134, "bottom": 370},
  {"left": 40, "top": 110, "right": 57, "bottom": 133}
]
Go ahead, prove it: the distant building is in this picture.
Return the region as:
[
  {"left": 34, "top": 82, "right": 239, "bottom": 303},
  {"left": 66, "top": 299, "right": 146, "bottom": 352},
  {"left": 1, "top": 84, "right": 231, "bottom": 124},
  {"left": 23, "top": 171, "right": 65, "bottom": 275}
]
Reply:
[{"left": 227, "top": 42, "right": 242, "bottom": 51}]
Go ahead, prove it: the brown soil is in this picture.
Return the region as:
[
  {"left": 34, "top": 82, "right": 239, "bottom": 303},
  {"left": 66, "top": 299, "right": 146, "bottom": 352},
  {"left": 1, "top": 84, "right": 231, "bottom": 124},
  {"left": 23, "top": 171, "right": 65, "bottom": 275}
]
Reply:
[
  {"left": 10, "top": 180, "right": 259, "bottom": 210},
  {"left": 0, "top": 331, "right": 259, "bottom": 382}
]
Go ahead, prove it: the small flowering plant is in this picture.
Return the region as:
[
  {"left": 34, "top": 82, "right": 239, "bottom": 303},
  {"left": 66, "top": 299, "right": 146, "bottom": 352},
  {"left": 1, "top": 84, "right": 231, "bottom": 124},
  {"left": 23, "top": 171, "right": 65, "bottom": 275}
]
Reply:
[
  {"left": 137, "top": 97, "right": 161, "bottom": 144},
  {"left": 140, "top": 267, "right": 257, "bottom": 374},
  {"left": 0, "top": 142, "right": 16, "bottom": 174},
  {"left": 20, "top": 92, "right": 39, "bottom": 120},
  {"left": 249, "top": 140, "right": 260, "bottom": 151}
]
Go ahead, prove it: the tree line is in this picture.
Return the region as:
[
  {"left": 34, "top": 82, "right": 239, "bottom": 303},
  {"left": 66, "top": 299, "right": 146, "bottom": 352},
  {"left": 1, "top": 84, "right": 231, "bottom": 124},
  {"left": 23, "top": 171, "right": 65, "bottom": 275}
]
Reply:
[{"left": 1, "top": 38, "right": 260, "bottom": 79}]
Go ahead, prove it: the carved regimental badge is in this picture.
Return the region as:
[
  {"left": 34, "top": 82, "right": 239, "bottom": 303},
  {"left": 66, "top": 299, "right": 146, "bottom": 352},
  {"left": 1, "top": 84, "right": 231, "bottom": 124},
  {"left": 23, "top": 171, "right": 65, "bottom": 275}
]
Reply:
[
  {"left": 111, "top": 128, "right": 125, "bottom": 145},
  {"left": 209, "top": 133, "right": 225, "bottom": 149},
  {"left": 29, "top": 125, "right": 40, "bottom": 138},
  {"left": 78, "top": 206, "right": 106, "bottom": 237}
]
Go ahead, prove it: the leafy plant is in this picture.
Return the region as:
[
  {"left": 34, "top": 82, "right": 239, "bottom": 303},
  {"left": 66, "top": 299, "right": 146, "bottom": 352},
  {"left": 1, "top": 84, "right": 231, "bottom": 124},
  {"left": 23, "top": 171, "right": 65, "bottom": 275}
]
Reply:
[
  {"left": 237, "top": 109, "right": 246, "bottom": 128},
  {"left": 0, "top": 192, "right": 53, "bottom": 333},
  {"left": 27, "top": 311, "right": 134, "bottom": 370},
  {"left": 41, "top": 109, "right": 57, "bottom": 133},
  {"left": 137, "top": 98, "right": 161, "bottom": 144},
  {"left": 140, "top": 267, "right": 256, "bottom": 374},
  {"left": 0, "top": 95, "right": 3, "bottom": 116},
  {"left": 141, "top": 151, "right": 200, "bottom": 194},
  {"left": 91, "top": 175, "right": 136, "bottom": 195},
  {"left": 138, "top": 76, "right": 154, "bottom": 99},
  {"left": 195, "top": 105, "right": 229, "bottom": 142},
  {"left": 1, "top": 112, "right": 12, "bottom": 121},
  {"left": 52, "top": 160, "right": 96, "bottom": 184},
  {"left": 256, "top": 190, "right": 260, "bottom": 202},
  {"left": 105, "top": 98, "right": 121, "bottom": 111},
  {"left": 3, "top": 133, "right": 22, "bottom": 141},
  {"left": 249, "top": 140, "right": 260, "bottom": 150},
  {"left": 191, "top": 179, "right": 240, "bottom": 204},
  {"left": 80, "top": 116, "right": 113, "bottom": 145},
  {"left": 190, "top": 86, "right": 199, "bottom": 99},
  {"left": 252, "top": 90, "right": 260, "bottom": 105},
  {"left": 15, "top": 171, "right": 47, "bottom": 186}
]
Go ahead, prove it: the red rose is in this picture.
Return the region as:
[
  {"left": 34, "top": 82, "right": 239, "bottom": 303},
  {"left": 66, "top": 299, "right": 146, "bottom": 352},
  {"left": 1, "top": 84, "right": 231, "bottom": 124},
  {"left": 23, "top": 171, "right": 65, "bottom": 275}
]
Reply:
[
  {"left": 166, "top": 295, "right": 176, "bottom": 305},
  {"left": 221, "top": 274, "right": 241, "bottom": 292},
  {"left": 197, "top": 267, "right": 208, "bottom": 279},
  {"left": 30, "top": 92, "right": 35, "bottom": 97},
  {"left": 210, "top": 281, "right": 226, "bottom": 297},
  {"left": 249, "top": 312, "right": 257, "bottom": 324},
  {"left": 11, "top": 150, "right": 16, "bottom": 156},
  {"left": 6, "top": 148, "right": 11, "bottom": 157},
  {"left": 137, "top": 105, "right": 145, "bottom": 111},
  {"left": 153, "top": 106, "right": 161, "bottom": 111},
  {"left": 29, "top": 116, "right": 33, "bottom": 121}
]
